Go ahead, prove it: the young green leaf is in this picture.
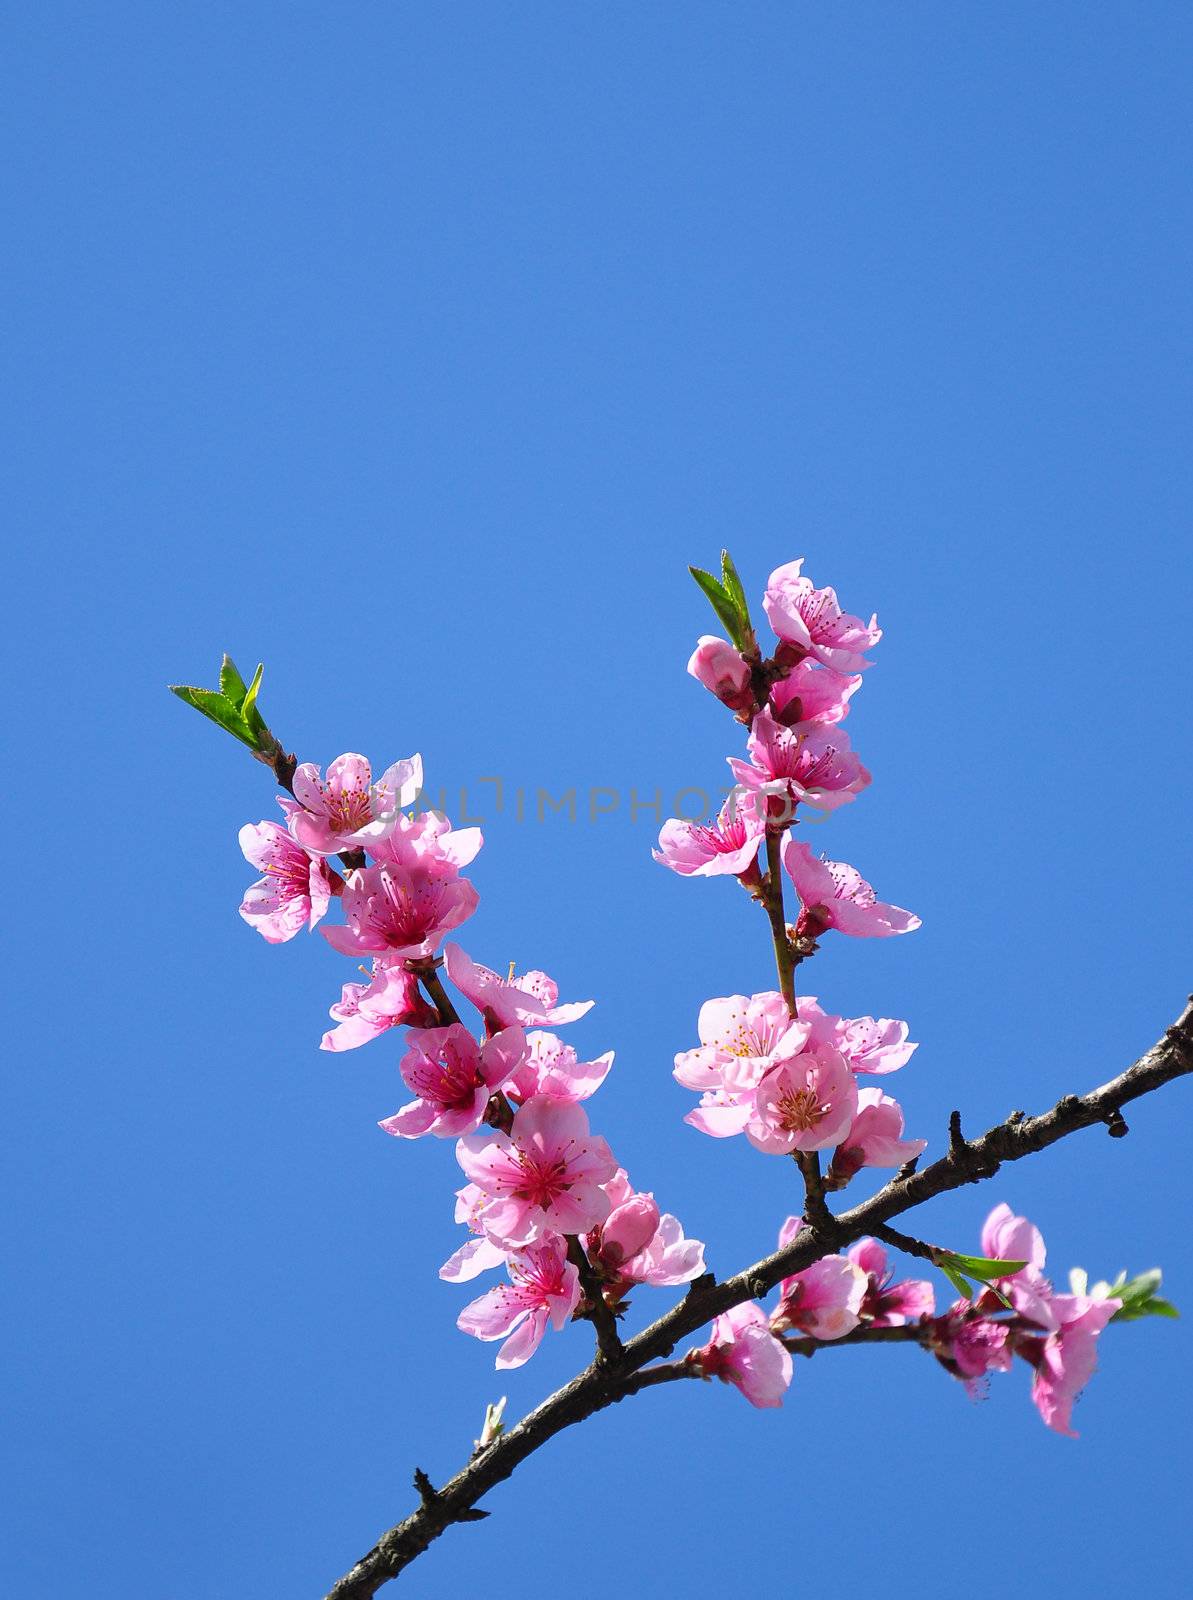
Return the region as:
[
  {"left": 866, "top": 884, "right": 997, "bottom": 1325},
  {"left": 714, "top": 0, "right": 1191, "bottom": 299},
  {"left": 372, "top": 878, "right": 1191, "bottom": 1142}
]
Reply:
[
  {"left": 219, "top": 654, "right": 249, "bottom": 703},
  {"left": 168, "top": 685, "right": 257, "bottom": 749},
  {"left": 719, "top": 549, "right": 748, "bottom": 614},
  {"left": 689, "top": 565, "right": 750, "bottom": 653},
  {"left": 941, "top": 1252, "right": 1029, "bottom": 1279},
  {"left": 240, "top": 662, "right": 270, "bottom": 744},
  {"left": 939, "top": 1261, "right": 976, "bottom": 1302},
  {"left": 1101, "top": 1268, "right": 1179, "bottom": 1322}
]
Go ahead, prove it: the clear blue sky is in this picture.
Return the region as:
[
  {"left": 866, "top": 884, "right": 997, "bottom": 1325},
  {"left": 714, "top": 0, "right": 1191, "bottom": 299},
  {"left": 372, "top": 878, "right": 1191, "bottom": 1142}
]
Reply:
[{"left": 5, "top": 4, "right": 1192, "bottom": 1595}]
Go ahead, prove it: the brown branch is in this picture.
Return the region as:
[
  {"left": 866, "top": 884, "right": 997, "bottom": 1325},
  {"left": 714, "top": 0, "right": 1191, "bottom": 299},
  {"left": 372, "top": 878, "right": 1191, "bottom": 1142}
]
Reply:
[
  {"left": 566, "top": 1238, "right": 625, "bottom": 1365},
  {"left": 761, "top": 827, "right": 797, "bottom": 1015},
  {"left": 321, "top": 994, "right": 1193, "bottom": 1598}
]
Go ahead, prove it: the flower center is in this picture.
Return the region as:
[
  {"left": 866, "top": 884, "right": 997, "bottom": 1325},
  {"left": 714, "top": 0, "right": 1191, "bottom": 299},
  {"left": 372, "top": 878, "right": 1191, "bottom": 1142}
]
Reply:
[
  {"left": 513, "top": 1152, "right": 569, "bottom": 1210},
  {"left": 328, "top": 783, "right": 374, "bottom": 832},
  {"left": 776, "top": 1085, "right": 826, "bottom": 1132}
]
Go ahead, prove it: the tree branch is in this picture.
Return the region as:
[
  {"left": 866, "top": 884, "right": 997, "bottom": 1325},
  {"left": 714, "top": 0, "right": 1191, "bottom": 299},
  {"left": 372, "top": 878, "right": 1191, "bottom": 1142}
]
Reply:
[
  {"left": 761, "top": 827, "right": 797, "bottom": 1015},
  {"left": 322, "top": 994, "right": 1193, "bottom": 1598},
  {"left": 566, "top": 1237, "right": 625, "bottom": 1365}
]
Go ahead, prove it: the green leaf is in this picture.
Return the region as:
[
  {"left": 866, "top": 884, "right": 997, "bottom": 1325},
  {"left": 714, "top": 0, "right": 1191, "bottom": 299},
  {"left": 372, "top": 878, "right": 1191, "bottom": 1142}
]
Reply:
[
  {"left": 689, "top": 565, "right": 751, "bottom": 653},
  {"left": 942, "top": 1253, "right": 1029, "bottom": 1279},
  {"left": 169, "top": 685, "right": 257, "bottom": 749},
  {"left": 219, "top": 654, "right": 249, "bottom": 702},
  {"left": 240, "top": 662, "right": 270, "bottom": 744},
  {"left": 720, "top": 549, "right": 748, "bottom": 614},
  {"left": 940, "top": 1261, "right": 976, "bottom": 1302},
  {"left": 1102, "top": 1268, "right": 1179, "bottom": 1322}
]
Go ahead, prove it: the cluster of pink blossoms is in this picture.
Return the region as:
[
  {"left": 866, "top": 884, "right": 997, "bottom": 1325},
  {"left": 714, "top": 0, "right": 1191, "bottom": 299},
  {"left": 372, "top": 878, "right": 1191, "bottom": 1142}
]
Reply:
[
  {"left": 687, "top": 1207, "right": 1120, "bottom": 1435},
  {"left": 659, "top": 559, "right": 924, "bottom": 1192},
  {"left": 226, "top": 555, "right": 1138, "bottom": 1431},
  {"left": 238, "top": 752, "right": 705, "bottom": 1369},
  {"left": 660, "top": 558, "right": 1121, "bottom": 1433}
]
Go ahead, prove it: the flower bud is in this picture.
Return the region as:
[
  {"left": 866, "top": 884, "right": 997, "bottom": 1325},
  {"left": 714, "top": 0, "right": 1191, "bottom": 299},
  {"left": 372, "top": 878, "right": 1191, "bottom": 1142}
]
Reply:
[
  {"left": 597, "top": 1193, "right": 661, "bottom": 1268},
  {"left": 687, "top": 636, "right": 753, "bottom": 712}
]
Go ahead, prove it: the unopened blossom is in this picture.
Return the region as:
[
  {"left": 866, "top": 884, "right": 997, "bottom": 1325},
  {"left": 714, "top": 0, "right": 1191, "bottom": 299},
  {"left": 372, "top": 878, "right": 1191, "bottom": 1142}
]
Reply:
[
  {"left": 288, "top": 751, "right": 423, "bottom": 855},
  {"left": 728, "top": 715, "right": 871, "bottom": 813},
  {"left": 238, "top": 820, "right": 334, "bottom": 943},
  {"left": 320, "top": 963, "right": 436, "bottom": 1052},
  {"left": 321, "top": 865, "right": 478, "bottom": 961},
  {"left": 676, "top": 991, "right": 811, "bottom": 1140},
  {"left": 771, "top": 1217, "right": 867, "bottom": 1339},
  {"left": 456, "top": 1235, "right": 581, "bottom": 1369},
  {"left": 846, "top": 1238, "right": 935, "bottom": 1327},
  {"left": 439, "top": 1184, "right": 509, "bottom": 1282},
  {"left": 1027, "top": 1292, "right": 1120, "bottom": 1437},
  {"left": 456, "top": 1096, "right": 617, "bottom": 1248},
  {"left": 762, "top": 558, "right": 882, "bottom": 674},
  {"left": 588, "top": 1170, "right": 706, "bottom": 1290},
  {"left": 827, "top": 1088, "right": 927, "bottom": 1186},
  {"left": 769, "top": 659, "right": 861, "bottom": 729},
  {"left": 688, "top": 635, "right": 755, "bottom": 714},
  {"left": 980, "top": 1202, "right": 1057, "bottom": 1332},
  {"left": 783, "top": 839, "right": 920, "bottom": 938},
  {"left": 444, "top": 944, "right": 594, "bottom": 1030},
  {"left": 654, "top": 792, "right": 766, "bottom": 879},
  {"left": 690, "top": 1301, "right": 793, "bottom": 1409},
  {"left": 506, "top": 1031, "right": 614, "bottom": 1104},
  {"left": 379, "top": 1024, "right": 526, "bottom": 1140},
  {"left": 596, "top": 1193, "right": 661, "bottom": 1271},
  {"left": 746, "top": 1044, "right": 858, "bottom": 1155},
  {"left": 367, "top": 809, "right": 482, "bottom": 879}
]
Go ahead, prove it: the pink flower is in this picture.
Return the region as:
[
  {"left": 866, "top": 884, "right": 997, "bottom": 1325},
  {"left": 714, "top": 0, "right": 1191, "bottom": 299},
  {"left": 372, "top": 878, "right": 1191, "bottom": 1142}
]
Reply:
[
  {"left": 366, "top": 810, "right": 483, "bottom": 879},
  {"left": 456, "top": 1235, "right": 581, "bottom": 1369},
  {"left": 456, "top": 1097, "right": 617, "bottom": 1248},
  {"left": 238, "top": 820, "right": 334, "bottom": 943},
  {"left": 378, "top": 1024, "right": 526, "bottom": 1140},
  {"left": 745, "top": 1044, "right": 858, "bottom": 1155},
  {"left": 833, "top": 1014, "right": 917, "bottom": 1075},
  {"left": 771, "top": 1218, "right": 867, "bottom": 1339},
  {"left": 980, "top": 1202, "right": 1057, "bottom": 1332},
  {"left": 691, "top": 1302, "right": 793, "bottom": 1408},
  {"left": 320, "top": 964, "right": 437, "bottom": 1052},
  {"left": 934, "top": 1312, "right": 1014, "bottom": 1394},
  {"left": 438, "top": 1184, "right": 509, "bottom": 1282},
  {"left": 783, "top": 839, "right": 920, "bottom": 938},
  {"left": 506, "top": 1031, "right": 614, "bottom": 1104},
  {"left": 827, "top": 1089, "right": 927, "bottom": 1186},
  {"left": 675, "top": 991, "right": 811, "bottom": 1140},
  {"left": 654, "top": 792, "right": 766, "bottom": 879},
  {"left": 846, "top": 1239, "right": 935, "bottom": 1326},
  {"left": 590, "top": 1172, "right": 707, "bottom": 1289},
  {"left": 763, "top": 558, "right": 881, "bottom": 674},
  {"left": 620, "top": 1212, "right": 707, "bottom": 1288},
  {"left": 675, "top": 992, "right": 811, "bottom": 1092},
  {"left": 594, "top": 1192, "right": 661, "bottom": 1271},
  {"left": 769, "top": 660, "right": 861, "bottom": 728},
  {"left": 1027, "top": 1293, "right": 1120, "bottom": 1437},
  {"left": 288, "top": 751, "right": 423, "bottom": 855},
  {"left": 444, "top": 944, "right": 594, "bottom": 1030},
  {"left": 688, "top": 635, "right": 755, "bottom": 714},
  {"left": 728, "top": 715, "right": 870, "bottom": 812},
  {"left": 321, "top": 866, "right": 478, "bottom": 961}
]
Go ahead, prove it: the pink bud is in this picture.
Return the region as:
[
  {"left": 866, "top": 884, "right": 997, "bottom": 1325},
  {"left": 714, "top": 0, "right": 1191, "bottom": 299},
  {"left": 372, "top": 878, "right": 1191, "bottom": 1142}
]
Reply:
[
  {"left": 687, "top": 636, "right": 753, "bottom": 712},
  {"left": 598, "top": 1193, "right": 661, "bottom": 1268}
]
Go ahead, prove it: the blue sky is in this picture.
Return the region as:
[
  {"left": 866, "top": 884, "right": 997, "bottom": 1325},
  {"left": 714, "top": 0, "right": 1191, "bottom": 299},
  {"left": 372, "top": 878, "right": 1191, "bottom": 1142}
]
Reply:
[{"left": 4, "top": 4, "right": 1192, "bottom": 1595}]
